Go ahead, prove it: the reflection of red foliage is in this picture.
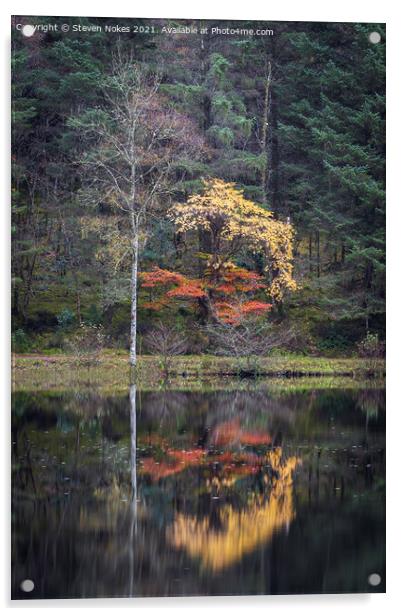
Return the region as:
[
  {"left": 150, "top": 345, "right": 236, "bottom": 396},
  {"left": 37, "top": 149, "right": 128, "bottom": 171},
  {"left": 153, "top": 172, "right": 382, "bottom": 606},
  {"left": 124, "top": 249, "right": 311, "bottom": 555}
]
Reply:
[
  {"left": 141, "top": 457, "right": 183, "bottom": 480},
  {"left": 211, "top": 418, "right": 272, "bottom": 447},
  {"left": 211, "top": 418, "right": 241, "bottom": 446},
  {"left": 141, "top": 448, "right": 206, "bottom": 481},
  {"left": 241, "top": 431, "right": 272, "bottom": 445},
  {"left": 222, "top": 463, "right": 259, "bottom": 476},
  {"left": 140, "top": 445, "right": 271, "bottom": 483},
  {"left": 140, "top": 420, "right": 272, "bottom": 483},
  {"left": 214, "top": 451, "right": 263, "bottom": 476},
  {"left": 167, "top": 448, "right": 206, "bottom": 463}
]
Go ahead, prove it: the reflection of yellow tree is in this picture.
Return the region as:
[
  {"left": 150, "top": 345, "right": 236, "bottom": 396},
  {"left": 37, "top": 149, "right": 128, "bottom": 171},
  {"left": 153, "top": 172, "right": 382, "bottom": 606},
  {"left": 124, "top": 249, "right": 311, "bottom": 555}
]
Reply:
[
  {"left": 167, "top": 448, "right": 301, "bottom": 571},
  {"left": 357, "top": 389, "right": 384, "bottom": 420}
]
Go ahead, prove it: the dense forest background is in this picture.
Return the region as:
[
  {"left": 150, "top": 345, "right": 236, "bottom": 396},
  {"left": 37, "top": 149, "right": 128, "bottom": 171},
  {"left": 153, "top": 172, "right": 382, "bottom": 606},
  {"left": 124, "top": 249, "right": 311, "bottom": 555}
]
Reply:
[{"left": 11, "top": 17, "right": 385, "bottom": 356}]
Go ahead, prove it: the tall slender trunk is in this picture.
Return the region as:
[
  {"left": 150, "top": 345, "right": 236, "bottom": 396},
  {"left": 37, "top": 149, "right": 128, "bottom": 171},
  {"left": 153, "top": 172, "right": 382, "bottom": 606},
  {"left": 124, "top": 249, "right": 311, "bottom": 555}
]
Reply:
[
  {"left": 74, "top": 274, "right": 82, "bottom": 325},
  {"left": 76, "top": 290, "right": 82, "bottom": 325},
  {"left": 341, "top": 242, "right": 346, "bottom": 263},
  {"left": 364, "top": 261, "right": 373, "bottom": 334},
  {"left": 316, "top": 230, "right": 321, "bottom": 278},
  {"left": 261, "top": 61, "right": 272, "bottom": 206},
  {"left": 130, "top": 224, "right": 139, "bottom": 369},
  {"left": 130, "top": 383, "right": 137, "bottom": 502},
  {"left": 200, "top": 28, "right": 211, "bottom": 132},
  {"left": 268, "top": 75, "right": 280, "bottom": 214}
]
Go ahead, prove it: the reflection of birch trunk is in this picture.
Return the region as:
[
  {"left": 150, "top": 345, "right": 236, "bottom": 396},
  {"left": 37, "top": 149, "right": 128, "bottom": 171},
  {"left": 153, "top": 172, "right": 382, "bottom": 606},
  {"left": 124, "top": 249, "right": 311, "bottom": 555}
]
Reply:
[
  {"left": 73, "top": 419, "right": 81, "bottom": 484},
  {"left": 130, "top": 383, "right": 138, "bottom": 507},
  {"left": 128, "top": 383, "right": 137, "bottom": 596}
]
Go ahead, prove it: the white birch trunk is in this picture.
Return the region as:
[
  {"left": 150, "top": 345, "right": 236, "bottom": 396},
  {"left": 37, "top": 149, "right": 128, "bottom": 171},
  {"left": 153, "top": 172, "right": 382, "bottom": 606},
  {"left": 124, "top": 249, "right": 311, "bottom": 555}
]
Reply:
[{"left": 130, "top": 224, "right": 139, "bottom": 368}]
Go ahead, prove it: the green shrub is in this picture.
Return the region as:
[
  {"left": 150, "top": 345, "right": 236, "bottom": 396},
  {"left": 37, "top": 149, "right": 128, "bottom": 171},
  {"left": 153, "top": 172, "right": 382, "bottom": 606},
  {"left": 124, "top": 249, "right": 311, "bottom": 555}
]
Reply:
[
  {"left": 107, "top": 304, "right": 130, "bottom": 343},
  {"left": 356, "top": 332, "right": 385, "bottom": 359},
  {"left": 11, "top": 329, "right": 31, "bottom": 353},
  {"left": 57, "top": 308, "right": 75, "bottom": 330},
  {"left": 44, "top": 330, "right": 65, "bottom": 349},
  {"left": 316, "top": 334, "right": 351, "bottom": 355},
  {"left": 85, "top": 303, "right": 103, "bottom": 326},
  {"left": 65, "top": 323, "right": 107, "bottom": 366},
  {"left": 356, "top": 332, "right": 385, "bottom": 375}
]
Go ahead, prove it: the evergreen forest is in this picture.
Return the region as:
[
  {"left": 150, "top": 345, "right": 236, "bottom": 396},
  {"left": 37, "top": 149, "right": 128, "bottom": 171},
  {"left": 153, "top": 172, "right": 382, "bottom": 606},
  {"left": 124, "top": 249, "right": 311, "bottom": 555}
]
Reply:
[{"left": 11, "top": 17, "right": 386, "bottom": 364}]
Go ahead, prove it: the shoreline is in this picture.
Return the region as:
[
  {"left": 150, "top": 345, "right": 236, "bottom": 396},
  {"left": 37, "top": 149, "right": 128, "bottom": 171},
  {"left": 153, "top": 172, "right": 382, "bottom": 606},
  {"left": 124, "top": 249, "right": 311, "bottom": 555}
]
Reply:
[{"left": 12, "top": 352, "right": 386, "bottom": 393}]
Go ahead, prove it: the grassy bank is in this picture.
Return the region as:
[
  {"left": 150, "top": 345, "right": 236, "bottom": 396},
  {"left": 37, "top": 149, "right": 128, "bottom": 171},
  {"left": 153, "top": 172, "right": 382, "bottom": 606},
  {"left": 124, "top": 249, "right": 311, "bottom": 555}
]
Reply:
[{"left": 12, "top": 352, "right": 385, "bottom": 393}]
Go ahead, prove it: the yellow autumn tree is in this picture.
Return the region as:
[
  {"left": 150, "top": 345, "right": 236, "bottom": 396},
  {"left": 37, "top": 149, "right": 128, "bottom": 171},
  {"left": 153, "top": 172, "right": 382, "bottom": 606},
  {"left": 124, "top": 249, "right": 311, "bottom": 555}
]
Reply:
[
  {"left": 166, "top": 448, "right": 301, "bottom": 571},
  {"left": 168, "top": 178, "right": 297, "bottom": 301}
]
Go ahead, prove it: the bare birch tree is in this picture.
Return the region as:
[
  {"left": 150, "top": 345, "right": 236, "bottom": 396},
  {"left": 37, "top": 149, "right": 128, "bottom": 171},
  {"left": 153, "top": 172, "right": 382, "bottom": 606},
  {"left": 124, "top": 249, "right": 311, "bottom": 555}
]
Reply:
[
  {"left": 69, "top": 53, "right": 202, "bottom": 370},
  {"left": 206, "top": 317, "right": 294, "bottom": 375},
  {"left": 145, "top": 322, "right": 187, "bottom": 379}
]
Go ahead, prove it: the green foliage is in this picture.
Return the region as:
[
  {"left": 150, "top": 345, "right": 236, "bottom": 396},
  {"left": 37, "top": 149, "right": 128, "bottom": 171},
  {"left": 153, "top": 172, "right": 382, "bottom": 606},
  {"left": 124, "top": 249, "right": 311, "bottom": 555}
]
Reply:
[
  {"left": 57, "top": 308, "right": 75, "bottom": 330},
  {"left": 107, "top": 304, "right": 130, "bottom": 344},
  {"left": 208, "top": 53, "right": 231, "bottom": 82},
  {"left": 12, "top": 329, "right": 31, "bottom": 353},
  {"left": 207, "top": 125, "right": 234, "bottom": 146},
  {"left": 211, "top": 94, "right": 232, "bottom": 115},
  {"left": 85, "top": 303, "right": 103, "bottom": 326},
  {"left": 11, "top": 19, "right": 385, "bottom": 355},
  {"left": 276, "top": 23, "right": 385, "bottom": 333}
]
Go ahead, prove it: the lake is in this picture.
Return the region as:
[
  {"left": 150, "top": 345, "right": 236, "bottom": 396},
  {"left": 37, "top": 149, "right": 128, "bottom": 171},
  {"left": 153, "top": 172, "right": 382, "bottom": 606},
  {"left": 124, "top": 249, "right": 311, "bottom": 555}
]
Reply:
[{"left": 11, "top": 384, "right": 385, "bottom": 598}]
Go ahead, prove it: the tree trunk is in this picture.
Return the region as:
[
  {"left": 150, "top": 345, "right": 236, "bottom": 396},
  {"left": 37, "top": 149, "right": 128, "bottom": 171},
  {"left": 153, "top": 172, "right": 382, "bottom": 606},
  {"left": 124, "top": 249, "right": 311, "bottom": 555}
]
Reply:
[
  {"left": 364, "top": 261, "right": 374, "bottom": 334},
  {"left": 316, "top": 231, "right": 321, "bottom": 278},
  {"left": 76, "top": 291, "right": 82, "bottom": 325},
  {"left": 74, "top": 276, "right": 82, "bottom": 325},
  {"left": 130, "top": 228, "right": 139, "bottom": 369},
  {"left": 200, "top": 28, "right": 212, "bottom": 132},
  {"left": 341, "top": 242, "right": 346, "bottom": 263},
  {"left": 261, "top": 61, "right": 272, "bottom": 206},
  {"left": 268, "top": 77, "right": 280, "bottom": 214}
]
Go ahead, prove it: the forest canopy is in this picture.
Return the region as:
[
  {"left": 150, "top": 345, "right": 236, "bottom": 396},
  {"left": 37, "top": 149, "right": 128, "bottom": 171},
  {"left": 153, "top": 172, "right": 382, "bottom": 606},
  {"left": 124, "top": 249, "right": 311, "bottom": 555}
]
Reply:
[{"left": 11, "top": 17, "right": 385, "bottom": 357}]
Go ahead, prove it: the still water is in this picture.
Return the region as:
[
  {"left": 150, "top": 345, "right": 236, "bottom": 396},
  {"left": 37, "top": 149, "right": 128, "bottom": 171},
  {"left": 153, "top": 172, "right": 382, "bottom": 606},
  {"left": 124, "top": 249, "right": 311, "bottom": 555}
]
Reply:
[{"left": 12, "top": 385, "right": 385, "bottom": 598}]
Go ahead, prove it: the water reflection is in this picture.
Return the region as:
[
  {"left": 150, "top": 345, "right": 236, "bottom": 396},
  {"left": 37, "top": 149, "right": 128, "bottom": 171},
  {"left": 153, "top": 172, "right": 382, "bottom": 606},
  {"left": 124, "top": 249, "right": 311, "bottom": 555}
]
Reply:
[
  {"left": 167, "top": 449, "right": 300, "bottom": 571},
  {"left": 11, "top": 386, "right": 385, "bottom": 598},
  {"left": 129, "top": 383, "right": 137, "bottom": 596}
]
